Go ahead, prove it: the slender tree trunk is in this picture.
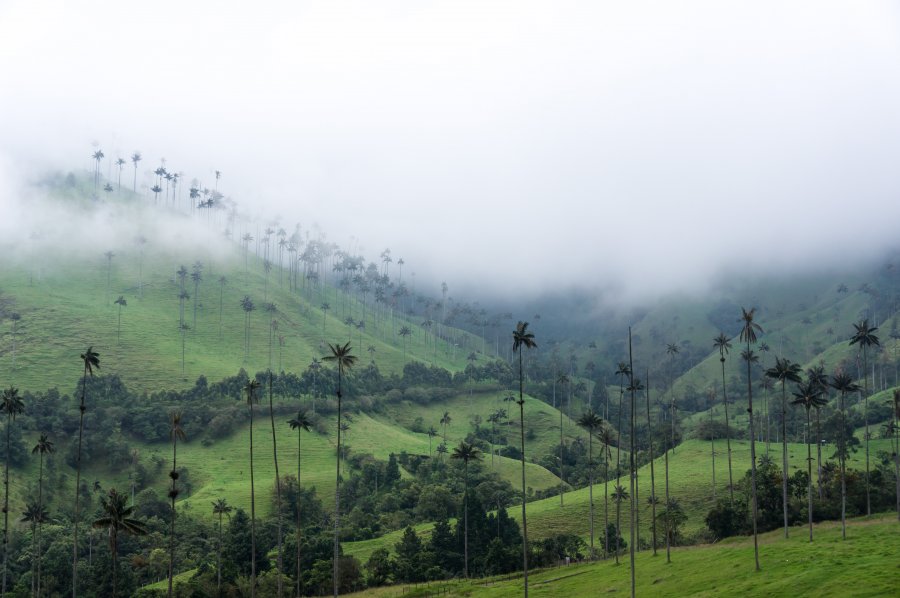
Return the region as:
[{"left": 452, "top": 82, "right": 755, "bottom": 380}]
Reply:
[
  {"left": 168, "top": 431, "right": 178, "bottom": 598},
  {"left": 664, "top": 440, "right": 671, "bottom": 563},
  {"left": 518, "top": 371, "right": 529, "bottom": 598},
  {"left": 37, "top": 452, "right": 45, "bottom": 598},
  {"left": 250, "top": 400, "right": 257, "bottom": 598},
  {"left": 816, "top": 409, "right": 823, "bottom": 500},
  {"left": 267, "top": 375, "right": 284, "bottom": 597},
  {"left": 463, "top": 462, "right": 469, "bottom": 578},
  {"left": 73, "top": 369, "right": 88, "bottom": 598},
  {"left": 840, "top": 390, "right": 847, "bottom": 539},
  {"left": 112, "top": 534, "right": 118, "bottom": 598},
  {"left": 721, "top": 357, "right": 734, "bottom": 505},
  {"left": 863, "top": 347, "right": 871, "bottom": 516},
  {"left": 333, "top": 376, "right": 342, "bottom": 598},
  {"left": 217, "top": 513, "right": 223, "bottom": 596},
  {"left": 560, "top": 409, "right": 565, "bottom": 507},
  {"left": 296, "top": 431, "right": 302, "bottom": 598},
  {"left": 627, "top": 329, "right": 636, "bottom": 598},
  {"left": 117, "top": 306, "right": 122, "bottom": 344},
  {"left": 2, "top": 413, "right": 9, "bottom": 596},
  {"left": 646, "top": 376, "right": 657, "bottom": 556},
  {"left": 747, "top": 341, "right": 760, "bottom": 571},
  {"left": 806, "top": 409, "right": 813, "bottom": 542},
  {"left": 604, "top": 458, "right": 609, "bottom": 560},
  {"left": 781, "top": 382, "right": 790, "bottom": 538},
  {"left": 588, "top": 433, "right": 594, "bottom": 560},
  {"left": 710, "top": 395, "right": 716, "bottom": 500}
]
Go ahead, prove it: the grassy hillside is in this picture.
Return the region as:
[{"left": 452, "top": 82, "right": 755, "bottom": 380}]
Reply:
[{"left": 348, "top": 515, "right": 900, "bottom": 597}]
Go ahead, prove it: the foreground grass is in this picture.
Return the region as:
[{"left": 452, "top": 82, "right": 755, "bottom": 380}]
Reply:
[{"left": 350, "top": 516, "right": 899, "bottom": 597}]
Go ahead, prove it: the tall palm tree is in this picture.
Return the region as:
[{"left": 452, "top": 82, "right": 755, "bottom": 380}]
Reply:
[
  {"left": 597, "top": 425, "right": 615, "bottom": 559},
  {"left": 131, "top": 152, "right": 141, "bottom": 193},
  {"left": 849, "top": 319, "right": 880, "bottom": 515},
  {"left": 92, "top": 489, "right": 147, "bottom": 598},
  {"left": 440, "top": 411, "right": 452, "bottom": 443},
  {"left": 245, "top": 379, "right": 261, "bottom": 598},
  {"left": 114, "top": 295, "right": 127, "bottom": 344},
  {"left": 451, "top": 441, "right": 482, "bottom": 579},
  {"left": 32, "top": 433, "right": 54, "bottom": 597},
  {"left": 557, "top": 373, "right": 570, "bottom": 506},
  {"left": 892, "top": 389, "right": 900, "bottom": 522},
  {"left": 643, "top": 372, "right": 658, "bottom": 555},
  {"left": 765, "top": 356, "right": 802, "bottom": 538},
  {"left": 739, "top": 307, "right": 763, "bottom": 572},
  {"left": 626, "top": 328, "right": 637, "bottom": 598},
  {"left": 806, "top": 366, "right": 829, "bottom": 499},
  {"left": 288, "top": 410, "right": 313, "bottom": 598},
  {"left": 614, "top": 363, "right": 631, "bottom": 484},
  {"left": 791, "top": 382, "right": 826, "bottom": 541},
  {"left": 217, "top": 276, "right": 227, "bottom": 340},
  {"left": 241, "top": 297, "right": 256, "bottom": 361},
  {"left": 73, "top": 346, "right": 99, "bottom": 598},
  {"left": 1, "top": 387, "right": 24, "bottom": 594},
  {"left": 115, "top": 157, "right": 126, "bottom": 190},
  {"left": 212, "top": 499, "right": 232, "bottom": 596},
  {"left": 830, "top": 372, "right": 859, "bottom": 539},
  {"left": 167, "top": 411, "right": 186, "bottom": 598},
  {"left": 713, "top": 333, "right": 735, "bottom": 505},
  {"left": 398, "top": 326, "right": 412, "bottom": 359},
  {"left": 577, "top": 410, "right": 603, "bottom": 560},
  {"left": 512, "top": 321, "right": 536, "bottom": 597},
  {"left": 323, "top": 341, "right": 356, "bottom": 598},
  {"left": 267, "top": 373, "right": 285, "bottom": 598},
  {"left": 21, "top": 502, "right": 48, "bottom": 597},
  {"left": 665, "top": 343, "right": 679, "bottom": 454}
]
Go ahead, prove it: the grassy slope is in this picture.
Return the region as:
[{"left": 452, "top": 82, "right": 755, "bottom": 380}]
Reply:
[{"left": 356, "top": 516, "right": 900, "bottom": 598}]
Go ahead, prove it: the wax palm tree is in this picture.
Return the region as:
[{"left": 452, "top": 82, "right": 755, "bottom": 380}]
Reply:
[
  {"left": 557, "top": 373, "right": 570, "bottom": 505},
  {"left": 21, "top": 502, "right": 48, "bottom": 596},
  {"left": 131, "top": 152, "right": 142, "bottom": 192},
  {"left": 765, "top": 356, "right": 802, "bottom": 538},
  {"left": 791, "top": 382, "right": 826, "bottom": 541},
  {"left": 0, "top": 387, "right": 24, "bottom": 594},
  {"left": 212, "top": 499, "right": 232, "bottom": 595},
  {"left": 266, "top": 374, "right": 285, "bottom": 598},
  {"left": 92, "top": 488, "right": 147, "bottom": 597},
  {"left": 625, "top": 338, "right": 639, "bottom": 597},
  {"left": 597, "top": 425, "right": 615, "bottom": 559},
  {"left": 513, "top": 321, "right": 537, "bottom": 596},
  {"left": 739, "top": 307, "right": 763, "bottom": 571},
  {"left": 612, "top": 484, "right": 629, "bottom": 564},
  {"left": 427, "top": 426, "right": 438, "bottom": 457},
  {"left": 830, "top": 372, "right": 859, "bottom": 539},
  {"left": 32, "top": 433, "right": 54, "bottom": 597},
  {"left": 167, "top": 411, "right": 186, "bottom": 598},
  {"left": 807, "top": 365, "right": 829, "bottom": 498},
  {"left": 288, "top": 410, "right": 312, "bottom": 598},
  {"left": 578, "top": 410, "right": 604, "bottom": 560},
  {"left": 323, "top": 341, "right": 356, "bottom": 598},
  {"left": 115, "top": 157, "right": 126, "bottom": 190},
  {"left": 241, "top": 296, "right": 255, "bottom": 361},
  {"left": 891, "top": 389, "right": 900, "bottom": 522},
  {"left": 245, "top": 379, "right": 261, "bottom": 597},
  {"left": 398, "top": 326, "right": 412, "bottom": 359},
  {"left": 91, "top": 149, "right": 104, "bottom": 189},
  {"left": 440, "top": 411, "right": 452, "bottom": 443},
  {"left": 665, "top": 343, "right": 679, "bottom": 453},
  {"left": 73, "top": 346, "right": 99, "bottom": 597},
  {"left": 614, "top": 362, "right": 631, "bottom": 482},
  {"left": 643, "top": 373, "right": 658, "bottom": 555},
  {"left": 114, "top": 295, "right": 127, "bottom": 344},
  {"left": 713, "top": 333, "right": 735, "bottom": 505},
  {"left": 451, "top": 442, "right": 482, "bottom": 579},
  {"left": 849, "top": 319, "right": 880, "bottom": 515}
]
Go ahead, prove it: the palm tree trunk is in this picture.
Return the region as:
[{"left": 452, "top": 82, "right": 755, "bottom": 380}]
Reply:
[
  {"left": 463, "top": 461, "right": 469, "bottom": 579},
  {"left": 112, "top": 533, "right": 118, "bottom": 598},
  {"left": 781, "top": 382, "right": 790, "bottom": 538},
  {"left": 721, "top": 358, "right": 734, "bottom": 506},
  {"left": 296, "top": 432, "right": 302, "bottom": 598},
  {"left": 2, "top": 413, "right": 9, "bottom": 596},
  {"left": 37, "top": 452, "right": 45, "bottom": 598},
  {"left": 73, "top": 368, "right": 88, "bottom": 598},
  {"left": 604, "top": 458, "right": 609, "bottom": 559},
  {"left": 710, "top": 396, "right": 716, "bottom": 500},
  {"left": 560, "top": 410, "right": 564, "bottom": 507},
  {"left": 840, "top": 390, "right": 847, "bottom": 539},
  {"left": 627, "top": 330, "right": 635, "bottom": 598},
  {"left": 664, "top": 442, "right": 671, "bottom": 563},
  {"left": 168, "top": 433, "right": 178, "bottom": 598},
  {"left": 217, "top": 513, "right": 223, "bottom": 596},
  {"left": 816, "top": 409, "right": 823, "bottom": 500},
  {"left": 747, "top": 341, "right": 760, "bottom": 571},
  {"left": 250, "top": 401, "right": 257, "bottom": 598},
  {"left": 806, "top": 409, "right": 813, "bottom": 542},
  {"left": 269, "top": 375, "right": 284, "bottom": 598},
  {"left": 588, "top": 434, "right": 594, "bottom": 560},
  {"left": 333, "top": 375, "right": 342, "bottom": 598},
  {"left": 645, "top": 379, "right": 657, "bottom": 556},
  {"left": 863, "top": 347, "right": 871, "bottom": 516},
  {"left": 518, "top": 350, "right": 529, "bottom": 598}
]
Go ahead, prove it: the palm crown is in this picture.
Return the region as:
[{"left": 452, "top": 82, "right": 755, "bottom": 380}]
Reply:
[
  {"left": 512, "top": 321, "right": 537, "bottom": 353},
  {"left": 324, "top": 341, "right": 357, "bottom": 375},
  {"left": 849, "top": 319, "right": 880, "bottom": 349},
  {"left": 765, "top": 357, "right": 802, "bottom": 384}
]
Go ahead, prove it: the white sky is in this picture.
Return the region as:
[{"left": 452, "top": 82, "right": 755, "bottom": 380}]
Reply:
[{"left": 2, "top": 1, "right": 900, "bottom": 300}]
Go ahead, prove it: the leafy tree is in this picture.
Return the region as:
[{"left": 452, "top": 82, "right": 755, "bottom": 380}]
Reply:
[
  {"left": 791, "top": 382, "right": 827, "bottom": 541},
  {"left": 0, "top": 387, "right": 23, "bottom": 594},
  {"left": 91, "top": 488, "right": 147, "bottom": 597},
  {"left": 765, "top": 356, "right": 802, "bottom": 538},
  {"left": 212, "top": 498, "right": 233, "bottom": 595},
  {"left": 849, "top": 319, "right": 880, "bottom": 515},
  {"left": 451, "top": 441, "right": 482, "bottom": 578},
  {"left": 577, "top": 409, "right": 603, "bottom": 559},
  {"left": 512, "top": 320, "right": 536, "bottom": 597},
  {"left": 713, "top": 333, "right": 735, "bottom": 504},
  {"left": 323, "top": 341, "right": 356, "bottom": 597},
  {"left": 167, "top": 411, "right": 186, "bottom": 598},
  {"left": 364, "top": 548, "right": 393, "bottom": 587},
  {"left": 73, "top": 346, "right": 99, "bottom": 598},
  {"left": 739, "top": 306, "right": 763, "bottom": 571},
  {"left": 288, "top": 409, "right": 313, "bottom": 598}
]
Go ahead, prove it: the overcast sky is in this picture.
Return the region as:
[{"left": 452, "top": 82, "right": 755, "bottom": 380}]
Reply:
[{"left": 2, "top": 1, "right": 900, "bottom": 301}]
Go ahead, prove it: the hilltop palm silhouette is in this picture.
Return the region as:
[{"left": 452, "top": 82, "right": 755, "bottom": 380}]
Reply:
[
  {"left": 766, "top": 356, "right": 802, "bottom": 538},
  {"left": 713, "top": 333, "right": 735, "bottom": 504},
  {"left": 289, "top": 410, "right": 313, "bottom": 597},
  {"left": 791, "top": 382, "right": 827, "bottom": 541},
  {"left": 513, "top": 320, "right": 537, "bottom": 596},
  {"left": 323, "top": 341, "right": 356, "bottom": 598},
  {"left": 739, "top": 307, "right": 763, "bottom": 571},
  {"left": 849, "top": 318, "right": 879, "bottom": 515},
  {"left": 92, "top": 488, "right": 147, "bottom": 597},
  {"left": 451, "top": 441, "right": 482, "bottom": 579},
  {"left": 73, "top": 346, "right": 99, "bottom": 598}
]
